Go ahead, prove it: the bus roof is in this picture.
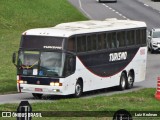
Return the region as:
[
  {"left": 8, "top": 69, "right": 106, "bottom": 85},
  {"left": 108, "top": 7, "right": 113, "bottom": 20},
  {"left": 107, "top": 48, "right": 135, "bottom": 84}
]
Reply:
[{"left": 23, "top": 18, "right": 146, "bottom": 37}]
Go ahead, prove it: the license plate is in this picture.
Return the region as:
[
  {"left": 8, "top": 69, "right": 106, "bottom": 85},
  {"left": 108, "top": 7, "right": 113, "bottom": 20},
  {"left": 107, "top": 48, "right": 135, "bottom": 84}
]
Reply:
[{"left": 35, "top": 88, "right": 43, "bottom": 92}]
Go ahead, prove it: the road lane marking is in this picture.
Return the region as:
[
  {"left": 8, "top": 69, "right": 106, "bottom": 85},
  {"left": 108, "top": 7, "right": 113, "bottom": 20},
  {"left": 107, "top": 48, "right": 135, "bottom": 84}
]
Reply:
[
  {"left": 144, "top": 4, "right": 149, "bottom": 7},
  {"left": 102, "top": 3, "right": 129, "bottom": 20},
  {"left": 78, "top": 0, "right": 93, "bottom": 19}
]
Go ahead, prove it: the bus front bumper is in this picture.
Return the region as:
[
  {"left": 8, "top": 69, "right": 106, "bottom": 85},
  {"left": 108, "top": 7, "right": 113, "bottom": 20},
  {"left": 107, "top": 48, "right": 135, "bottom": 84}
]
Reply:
[{"left": 17, "top": 84, "right": 66, "bottom": 95}]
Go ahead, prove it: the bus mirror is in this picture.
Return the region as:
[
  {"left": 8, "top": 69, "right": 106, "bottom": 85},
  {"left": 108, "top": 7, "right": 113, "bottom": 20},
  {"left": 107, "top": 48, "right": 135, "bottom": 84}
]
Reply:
[{"left": 12, "top": 52, "right": 17, "bottom": 66}]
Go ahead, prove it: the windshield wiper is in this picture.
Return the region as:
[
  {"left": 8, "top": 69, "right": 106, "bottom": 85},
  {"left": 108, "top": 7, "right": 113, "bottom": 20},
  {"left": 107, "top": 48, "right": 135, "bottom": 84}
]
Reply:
[{"left": 21, "top": 61, "right": 39, "bottom": 69}]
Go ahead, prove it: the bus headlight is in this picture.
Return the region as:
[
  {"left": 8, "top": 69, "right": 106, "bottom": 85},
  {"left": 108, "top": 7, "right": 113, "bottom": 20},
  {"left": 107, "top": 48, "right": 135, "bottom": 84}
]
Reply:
[
  {"left": 50, "top": 82, "right": 62, "bottom": 86},
  {"left": 17, "top": 80, "right": 27, "bottom": 84},
  {"left": 50, "top": 82, "right": 55, "bottom": 86}
]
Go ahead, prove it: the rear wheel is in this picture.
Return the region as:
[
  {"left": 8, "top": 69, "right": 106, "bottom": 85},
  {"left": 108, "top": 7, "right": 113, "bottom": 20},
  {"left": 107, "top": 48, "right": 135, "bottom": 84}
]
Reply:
[
  {"left": 32, "top": 93, "right": 43, "bottom": 99},
  {"left": 126, "top": 72, "right": 134, "bottom": 89},
  {"left": 119, "top": 72, "right": 127, "bottom": 90},
  {"left": 74, "top": 81, "right": 83, "bottom": 98}
]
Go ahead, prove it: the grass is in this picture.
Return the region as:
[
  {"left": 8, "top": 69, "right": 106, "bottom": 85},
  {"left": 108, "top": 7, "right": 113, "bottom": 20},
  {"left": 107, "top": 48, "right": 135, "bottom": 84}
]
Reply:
[
  {"left": 0, "top": 88, "right": 160, "bottom": 120},
  {"left": 0, "top": 0, "right": 87, "bottom": 93}
]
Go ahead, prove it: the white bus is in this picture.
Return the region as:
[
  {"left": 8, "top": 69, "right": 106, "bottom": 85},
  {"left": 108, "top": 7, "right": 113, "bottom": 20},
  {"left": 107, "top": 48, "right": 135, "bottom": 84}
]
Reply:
[{"left": 12, "top": 18, "right": 147, "bottom": 98}]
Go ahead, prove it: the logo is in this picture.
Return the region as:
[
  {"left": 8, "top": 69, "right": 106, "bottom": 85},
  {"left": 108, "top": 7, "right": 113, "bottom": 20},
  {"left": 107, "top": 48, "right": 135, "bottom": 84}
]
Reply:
[
  {"left": 17, "top": 101, "right": 32, "bottom": 120},
  {"left": 2, "top": 101, "right": 42, "bottom": 119},
  {"left": 37, "top": 80, "right": 40, "bottom": 85},
  {"left": 2, "top": 112, "right": 11, "bottom": 117},
  {"left": 113, "top": 109, "right": 132, "bottom": 120},
  {"left": 109, "top": 52, "right": 127, "bottom": 62}
]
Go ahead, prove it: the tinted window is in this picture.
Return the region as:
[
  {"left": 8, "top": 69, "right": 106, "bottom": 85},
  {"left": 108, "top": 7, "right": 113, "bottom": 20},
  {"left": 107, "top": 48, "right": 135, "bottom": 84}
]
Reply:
[
  {"left": 87, "top": 34, "right": 97, "bottom": 51},
  {"left": 77, "top": 36, "right": 86, "bottom": 52},
  {"left": 126, "top": 30, "right": 135, "bottom": 46},
  {"left": 21, "top": 36, "right": 63, "bottom": 50},
  {"left": 136, "top": 29, "right": 146, "bottom": 45},
  {"left": 136, "top": 30, "right": 141, "bottom": 45},
  {"left": 141, "top": 29, "right": 146, "bottom": 44},
  {"left": 107, "top": 32, "right": 117, "bottom": 48},
  {"left": 117, "top": 31, "right": 125, "bottom": 47},
  {"left": 63, "top": 54, "right": 76, "bottom": 76},
  {"left": 67, "top": 37, "right": 76, "bottom": 52},
  {"left": 97, "top": 33, "right": 106, "bottom": 49}
]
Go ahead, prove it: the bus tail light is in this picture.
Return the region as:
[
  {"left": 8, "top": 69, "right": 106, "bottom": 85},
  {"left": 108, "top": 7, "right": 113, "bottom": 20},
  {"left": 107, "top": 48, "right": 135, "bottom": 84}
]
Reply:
[{"left": 50, "top": 82, "right": 62, "bottom": 86}]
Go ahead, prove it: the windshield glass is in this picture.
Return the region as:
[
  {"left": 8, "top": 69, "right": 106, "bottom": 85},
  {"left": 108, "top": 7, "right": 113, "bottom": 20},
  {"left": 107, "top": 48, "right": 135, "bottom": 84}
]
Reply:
[
  {"left": 39, "top": 52, "right": 64, "bottom": 77},
  {"left": 19, "top": 51, "right": 39, "bottom": 70},
  {"left": 18, "top": 51, "right": 65, "bottom": 77},
  {"left": 153, "top": 31, "right": 160, "bottom": 38}
]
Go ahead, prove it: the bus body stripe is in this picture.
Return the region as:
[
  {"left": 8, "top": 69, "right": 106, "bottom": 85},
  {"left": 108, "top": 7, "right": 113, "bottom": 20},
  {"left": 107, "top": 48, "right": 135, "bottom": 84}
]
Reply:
[{"left": 77, "top": 47, "right": 140, "bottom": 77}]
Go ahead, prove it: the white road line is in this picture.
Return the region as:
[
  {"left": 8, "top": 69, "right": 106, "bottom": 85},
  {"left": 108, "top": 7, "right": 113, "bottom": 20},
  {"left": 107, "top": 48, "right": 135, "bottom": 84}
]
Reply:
[
  {"left": 144, "top": 4, "right": 149, "bottom": 7},
  {"left": 116, "top": 11, "right": 119, "bottom": 14},
  {"left": 78, "top": 0, "right": 93, "bottom": 19},
  {"left": 102, "top": 3, "right": 129, "bottom": 20}
]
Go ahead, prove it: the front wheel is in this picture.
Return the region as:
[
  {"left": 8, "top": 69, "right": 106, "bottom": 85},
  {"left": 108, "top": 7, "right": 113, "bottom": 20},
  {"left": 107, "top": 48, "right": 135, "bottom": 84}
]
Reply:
[
  {"left": 119, "top": 72, "right": 127, "bottom": 90},
  {"left": 32, "top": 93, "right": 43, "bottom": 99},
  {"left": 74, "top": 81, "right": 83, "bottom": 98}
]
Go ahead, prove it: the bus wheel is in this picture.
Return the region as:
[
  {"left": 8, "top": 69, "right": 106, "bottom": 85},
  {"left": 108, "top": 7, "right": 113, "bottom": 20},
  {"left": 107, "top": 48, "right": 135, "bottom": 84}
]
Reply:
[
  {"left": 126, "top": 72, "right": 134, "bottom": 89},
  {"left": 74, "top": 81, "right": 83, "bottom": 98},
  {"left": 119, "top": 72, "right": 127, "bottom": 90},
  {"left": 32, "top": 93, "right": 43, "bottom": 99}
]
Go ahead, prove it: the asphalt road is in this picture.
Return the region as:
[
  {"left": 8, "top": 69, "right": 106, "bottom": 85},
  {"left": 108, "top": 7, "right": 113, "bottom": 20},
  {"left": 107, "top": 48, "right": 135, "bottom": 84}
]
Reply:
[{"left": 1, "top": 0, "right": 160, "bottom": 104}]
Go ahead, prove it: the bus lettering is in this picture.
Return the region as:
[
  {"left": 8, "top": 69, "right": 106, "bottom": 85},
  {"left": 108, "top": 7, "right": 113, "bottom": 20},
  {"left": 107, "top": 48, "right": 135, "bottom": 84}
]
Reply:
[
  {"left": 109, "top": 52, "right": 127, "bottom": 62},
  {"left": 43, "top": 46, "right": 62, "bottom": 49}
]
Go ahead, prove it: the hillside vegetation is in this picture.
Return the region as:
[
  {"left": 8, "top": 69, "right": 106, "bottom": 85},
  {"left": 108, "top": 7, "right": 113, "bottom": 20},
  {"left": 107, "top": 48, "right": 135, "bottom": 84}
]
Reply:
[{"left": 0, "top": 0, "right": 87, "bottom": 93}]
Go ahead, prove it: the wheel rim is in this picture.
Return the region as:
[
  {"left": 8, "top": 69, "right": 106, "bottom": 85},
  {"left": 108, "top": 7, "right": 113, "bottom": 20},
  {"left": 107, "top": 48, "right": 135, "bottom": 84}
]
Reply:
[
  {"left": 121, "top": 77, "right": 126, "bottom": 88},
  {"left": 75, "top": 84, "right": 81, "bottom": 96},
  {"left": 128, "top": 75, "right": 133, "bottom": 85}
]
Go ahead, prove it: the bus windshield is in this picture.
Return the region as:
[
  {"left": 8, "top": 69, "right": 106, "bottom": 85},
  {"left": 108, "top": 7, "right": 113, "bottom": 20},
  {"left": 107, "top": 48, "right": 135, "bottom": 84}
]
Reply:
[{"left": 18, "top": 51, "right": 65, "bottom": 77}]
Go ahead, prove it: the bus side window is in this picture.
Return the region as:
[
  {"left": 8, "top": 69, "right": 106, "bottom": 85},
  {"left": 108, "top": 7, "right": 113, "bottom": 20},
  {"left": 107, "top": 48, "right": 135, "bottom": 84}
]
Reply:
[
  {"left": 87, "top": 34, "right": 97, "bottom": 51},
  {"left": 77, "top": 36, "right": 86, "bottom": 52},
  {"left": 64, "top": 54, "right": 76, "bottom": 76},
  {"left": 136, "top": 30, "right": 141, "bottom": 45},
  {"left": 117, "top": 31, "right": 125, "bottom": 47},
  {"left": 97, "top": 33, "right": 106, "bottom": 50},
  {"left": 67, "top": 37, "right": 76, "bottom": 52},
  {"left": 141, "top": 29, "right": 147, "bottom": 45},
  {"left": 135, "top": 29, "right": 146, "bottom": 45},
  {"left": 127, "top": 30, "right": 135, "bottom": 46},
  {"left": 107, "top": 32, "right": 116, "bottom": 48}
]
